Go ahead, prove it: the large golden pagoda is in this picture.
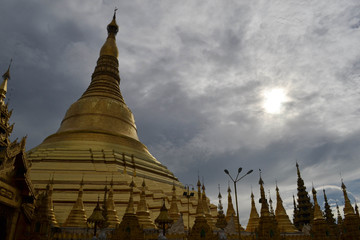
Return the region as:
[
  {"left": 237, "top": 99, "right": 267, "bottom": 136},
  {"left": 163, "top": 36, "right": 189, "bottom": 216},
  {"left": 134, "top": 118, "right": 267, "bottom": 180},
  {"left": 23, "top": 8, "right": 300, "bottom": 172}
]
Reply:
[{"left": 28, "top": 13, "right": 214, "bottom": 226}]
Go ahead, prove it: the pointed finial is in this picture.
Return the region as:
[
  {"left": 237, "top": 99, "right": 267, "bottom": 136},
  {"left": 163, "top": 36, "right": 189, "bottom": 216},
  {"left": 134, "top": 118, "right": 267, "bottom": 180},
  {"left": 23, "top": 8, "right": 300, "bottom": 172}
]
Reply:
[
  {"left": 0, "top": 60, "right": 12, "bottom": 104},
  {"left": 218, "top": 184, "right": 222, "bottom": 199},
  {"left": 293, "top": 195, "right": 297, "bottom": 207},
  {"left": 312, "top": 185, "right": 316, "bottom": 195},
  {"left": 142, "top": 178, "right": 146, "bottom": 188},
  {"left": 341, "top": 177, "right": 346, "bottom": 190},
  {"left": 227, "top": 181, "right": 231, "bottom": 193},
  {"left": 107, "top": 9, "right": 118, "bottom": 35},
  {"left": 258, "top": 169, "right": 263, "bottom": 185},
  {"left": 2, "top": 59, "right": 12, "bottom": 80},
  {"left": 296, "top": 161, "right": 301, "bottom": 177},
  {"left": 80, "top": 176, "right": 84, "bottom": 186},
  {"left": 114, "top": 7, "right": 118, "bottom": 18},
  {"left": 130, "top": 179, "right": 135, "bottom": 188}
]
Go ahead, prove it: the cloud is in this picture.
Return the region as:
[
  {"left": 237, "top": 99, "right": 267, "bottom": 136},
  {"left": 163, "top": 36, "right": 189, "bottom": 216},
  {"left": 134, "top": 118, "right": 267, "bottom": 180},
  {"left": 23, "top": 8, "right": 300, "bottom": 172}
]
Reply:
[{"left": 1, "top": 0, "right": 360, "bottom": 227}]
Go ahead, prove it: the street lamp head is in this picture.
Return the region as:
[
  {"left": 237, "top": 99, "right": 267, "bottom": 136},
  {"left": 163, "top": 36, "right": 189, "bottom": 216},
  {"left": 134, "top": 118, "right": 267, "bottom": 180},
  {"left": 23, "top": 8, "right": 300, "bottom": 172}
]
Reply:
[
  {"left": 224, "top": 169, "right": 229, "bottom": 175},
  {"left": 247, "top": 170, "right": 253, "bottom": 175},
  {"left": 238, "top": 168, "right": 242, "bottom": 173}
]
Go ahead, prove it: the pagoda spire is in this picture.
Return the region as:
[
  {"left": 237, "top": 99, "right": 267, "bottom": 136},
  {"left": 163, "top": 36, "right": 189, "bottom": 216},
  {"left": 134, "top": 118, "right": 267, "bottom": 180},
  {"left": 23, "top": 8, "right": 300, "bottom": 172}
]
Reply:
[
  {"left": 169, "top": 182, "right": 180, "bottom": 222},
  {"left": 294, "top": 162, "right": 312, "bottom": 230},
  {"left": 259, "top": 172, "right": 270, "bottom": 217},
  {"left": 47, "top": 176, "right": 58, "bottom": 227},
  {"left": 105, "top": 177, "right": 120, "bottom": 228},
  {"left": 30, "top": 184, "right": 59, "bottom": 238},
  {"left": 188, "top": 178, "right": 214, "bottom": 239},
  {"left": 136, "top": 179, "right": 155, "bottom": 229},
  {"left": 215, "top": 185, "right": 227, "bottom": 230},
  {"left": 0, "top": 62, "right": 14, "bottom": 148},
  {"left": 125, "top": 180, "right": 136, "bottom": 214},
  {"left": 63, "top": 179, "right": 88, "bottom": 227},
  {"left": 293, "top": 195, "right": 298, "bottom": 226},
  {"left": 225, "top": 183, "right": 236, "bottom": 222},
  {"left": 268, "top": 190, "right": 274, "bottom": 217},
  {"left": 195, "top": 178, "right": 204, "bottom": 217},
  {"left": 113, "top": 178, "right": 143, "bottom": 240},
  {"left": 201, "top": 181, "right": 214, "bottom": 227},
  {"left": 336, "top": 203, "right": 343, "bottom": 225},
  {"left": 311, "top": 186, "right": 332, "bottom": 240},
  {"left": 323, "top": 189, "right": 336, "bottom": 225},
  {"left": 312, "top": 187, "right": 324, "bottom": 220},
  {"left": 0, "top": 60, "right": 11, "bottom": 105},
  {"left": 341, "top": 180, "right": 355, "bottom": 216},
  {"left": 340, "top": 180, "right": 360, "bottom": 238},
  {"left": 246, "top": 190, "right": 260, "bottom": 232},
  {"left": 81, "top": 10, "right": 123, "bottom": 102},
  {"left": 275, "top": 184, "right": 297, "bottom": 233},
  {"left": 257, "top": 170, "right": 279, "bottom": 239}
]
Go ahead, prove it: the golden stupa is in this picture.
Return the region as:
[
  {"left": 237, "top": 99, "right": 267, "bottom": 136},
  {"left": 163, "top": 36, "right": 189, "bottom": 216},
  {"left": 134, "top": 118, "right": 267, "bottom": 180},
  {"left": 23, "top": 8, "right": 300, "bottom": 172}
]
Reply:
[{"left": 28, "top": 13, "right": 215, "bottom": 226}]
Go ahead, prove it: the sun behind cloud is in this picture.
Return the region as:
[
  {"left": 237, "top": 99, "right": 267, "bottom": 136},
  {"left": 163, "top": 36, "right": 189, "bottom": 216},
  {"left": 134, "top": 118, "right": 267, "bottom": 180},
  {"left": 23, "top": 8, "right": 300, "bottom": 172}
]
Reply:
[{"left": 262, "top": 88, "right": 288, "bottom": 114}]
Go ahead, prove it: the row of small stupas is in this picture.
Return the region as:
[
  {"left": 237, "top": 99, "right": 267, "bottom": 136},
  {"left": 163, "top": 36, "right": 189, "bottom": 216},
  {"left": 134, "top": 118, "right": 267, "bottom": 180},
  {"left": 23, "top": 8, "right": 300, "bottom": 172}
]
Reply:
[{"left": 27, "top": 161, "right": 360, "bottom": 240}]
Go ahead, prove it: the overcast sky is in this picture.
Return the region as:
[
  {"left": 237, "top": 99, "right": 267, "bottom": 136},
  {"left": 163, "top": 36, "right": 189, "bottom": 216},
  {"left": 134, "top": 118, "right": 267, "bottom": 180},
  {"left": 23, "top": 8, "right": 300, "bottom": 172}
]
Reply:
[{"left": 1, "top": 0, "right": 360, "bottom": 225}]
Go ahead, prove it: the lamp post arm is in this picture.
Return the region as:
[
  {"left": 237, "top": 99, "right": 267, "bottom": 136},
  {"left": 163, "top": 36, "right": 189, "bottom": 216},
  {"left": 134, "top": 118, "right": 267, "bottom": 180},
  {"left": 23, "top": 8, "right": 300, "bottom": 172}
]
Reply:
[
  {"left": 228, "top": 174, "right": 235, "bottom": 182},
  {"left": 236, "top": 172, "right": 252, "bottom": 183}
]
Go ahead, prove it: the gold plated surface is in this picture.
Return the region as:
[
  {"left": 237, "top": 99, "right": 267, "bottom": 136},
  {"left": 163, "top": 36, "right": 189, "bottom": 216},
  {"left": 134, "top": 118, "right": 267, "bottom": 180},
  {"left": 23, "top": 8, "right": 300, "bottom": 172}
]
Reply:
[
  {"left": 26, "top": 13, "right": 214, "bottom": 226},
  {"left": 275, "top": 185, "right": 298, "bottom": 233},
  {"left": 246, "top": 191, "right": 259, "bottom": 232}
]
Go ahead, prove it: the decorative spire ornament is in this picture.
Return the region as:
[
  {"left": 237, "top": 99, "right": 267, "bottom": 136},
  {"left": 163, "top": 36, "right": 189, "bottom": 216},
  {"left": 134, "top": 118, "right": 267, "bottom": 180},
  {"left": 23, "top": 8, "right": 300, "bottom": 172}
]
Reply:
[
  {"left": 63, "top": 179, "right": 88, "bottom": 227},
  {"left": 0, "top": 60, "right": 11, "bottom": 105},
  {"left": 294, "top": 162, "right": 312, "bottom": 230},
  {"left": 340, "top": 180, "right": 360, "bottom": 238},
  {"left": 275, "top": 184, "right": 297, "bottom": 233},
  {"left": 311, "top": 186, "right": 331, "bottom": 240},
  {"left": 105, "top": 177, "right": 120, "bottom": 228},
  {"left": 226, "top": 183, "right": 236, "bottom": 222},
  {"left": 257, "top": 170, "right": 280, "bottom": 240},
  {"left": 215, "top": 185, "right": 227, "bottom": 230},
  {"left": 246, "top": 190, "right": 259, "bottom": 232},
  {"left": 169, "top": 182, "right": 180, "bottom": 222},
  {"left": 136, "top": 179, "right": 155, "bottom": 229}
]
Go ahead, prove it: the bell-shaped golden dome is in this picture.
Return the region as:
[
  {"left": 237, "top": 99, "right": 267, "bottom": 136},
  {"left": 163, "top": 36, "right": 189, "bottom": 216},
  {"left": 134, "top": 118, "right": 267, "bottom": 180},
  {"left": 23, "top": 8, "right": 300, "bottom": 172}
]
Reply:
[{"left": 28, "top": 12, "right": 182, "bottom": 225}]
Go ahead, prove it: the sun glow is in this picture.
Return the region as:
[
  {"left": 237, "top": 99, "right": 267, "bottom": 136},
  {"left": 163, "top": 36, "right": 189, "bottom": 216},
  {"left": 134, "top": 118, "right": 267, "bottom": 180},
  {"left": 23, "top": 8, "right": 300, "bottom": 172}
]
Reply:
[{"left": 262, "top": 88, "right": 288, "bottom": 114}]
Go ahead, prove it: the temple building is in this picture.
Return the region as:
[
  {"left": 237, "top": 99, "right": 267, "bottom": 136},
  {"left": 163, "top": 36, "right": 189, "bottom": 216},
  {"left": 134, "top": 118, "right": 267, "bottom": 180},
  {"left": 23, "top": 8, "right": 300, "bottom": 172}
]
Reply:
[{"left": 0, "top": 64, "right": 35, "bottom": 240}]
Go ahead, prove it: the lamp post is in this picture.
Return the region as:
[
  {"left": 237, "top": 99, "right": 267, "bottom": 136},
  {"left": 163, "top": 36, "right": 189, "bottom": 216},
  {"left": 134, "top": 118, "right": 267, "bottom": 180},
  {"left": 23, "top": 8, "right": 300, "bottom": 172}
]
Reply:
[
  {"left": 183, "top": 184, "right": 194, "bottom": 232},
  {"left": 224, "top": 168, "right": 253, "bottom": 240}
]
